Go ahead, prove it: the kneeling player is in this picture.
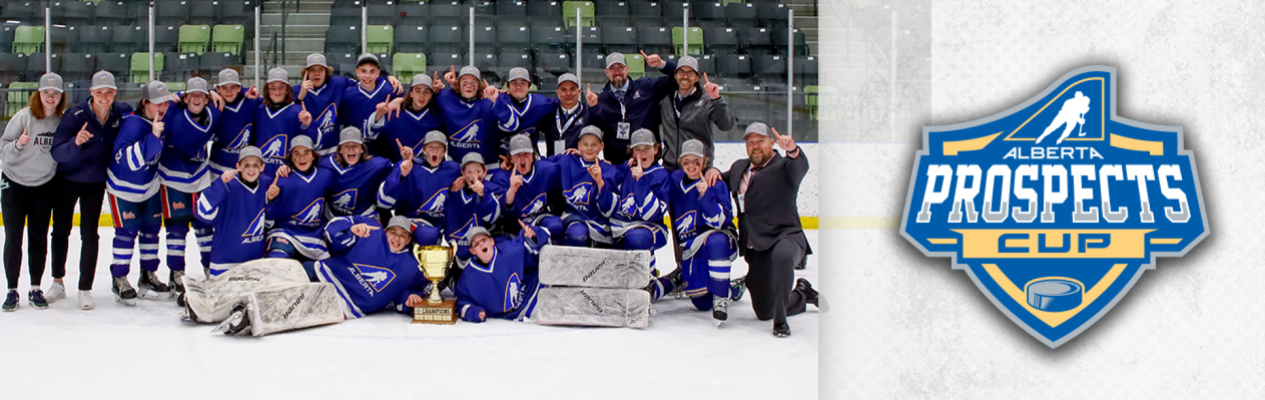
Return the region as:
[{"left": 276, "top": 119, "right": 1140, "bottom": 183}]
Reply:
[
  {"left": 266, "top": 136, "right": 335, "bottom": 262},
  {"left": 663, "top": 140, "right": 741, "bottom": 325},
  {"left": 309, "top": 216, "right": 434, "bottom": 318},
  {"left": 378, "top": 131, "right": 461, "bottom": 247},
  {"left": 196, "top": 146, "right": 272, "bottom": 276},
  {"left": 490, "top": 134, "right": 564, "bottom": 244},
  {"left": 611, "top": 129, "right": 670, "bottom": 274},
  {"left": 454, "top": 222, "right": 549, "bottom": 323}
]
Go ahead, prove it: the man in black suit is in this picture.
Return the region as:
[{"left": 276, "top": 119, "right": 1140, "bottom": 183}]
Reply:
[{"left": 705, "top": 122, "right": 826, "bottom": 337}]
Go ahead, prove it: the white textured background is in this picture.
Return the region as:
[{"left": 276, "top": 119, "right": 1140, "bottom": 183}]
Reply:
[{"left": 820, "top": 1, "right": 1265, "bottom": 399}]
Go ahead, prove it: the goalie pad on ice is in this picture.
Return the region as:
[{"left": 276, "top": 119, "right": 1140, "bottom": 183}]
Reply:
[
  {"left": 182, "top": 258, "right": 311, "bottom": 323},
  {"left": 534, "top": 287, "right": 650, "bottom": 329},
  {"left": 241, "top": 283, "right": 345, "bottom": 337},
  {"left": 538, "top": 246, "right": 653, "bottom": 289}
]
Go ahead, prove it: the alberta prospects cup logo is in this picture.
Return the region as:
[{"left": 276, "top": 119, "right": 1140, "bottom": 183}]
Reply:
[{"left": 900, "top": 66, "right": 1209, "bottom": 348}]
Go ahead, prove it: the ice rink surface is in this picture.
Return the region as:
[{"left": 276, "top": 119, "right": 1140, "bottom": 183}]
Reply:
[{"left": 0, "top": 228, "right": 820, "bottom": 399}]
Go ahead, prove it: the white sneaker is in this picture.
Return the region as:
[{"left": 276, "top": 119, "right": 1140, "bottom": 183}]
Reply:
[
  {"left": 45, "top": 281, "right": 67, "bottom": 303},
  {"left": 78, "top": 290, "right": 95, "bottom": 310}
]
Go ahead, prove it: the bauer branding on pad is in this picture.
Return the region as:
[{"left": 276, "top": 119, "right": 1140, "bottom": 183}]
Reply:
[{"left": 900, "top": 66, "right": 1209, "bottom": 348}]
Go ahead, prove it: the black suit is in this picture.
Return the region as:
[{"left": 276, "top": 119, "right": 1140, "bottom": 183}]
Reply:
[{"left": 722, "top": 149, "right": 811, "bottom": 325}]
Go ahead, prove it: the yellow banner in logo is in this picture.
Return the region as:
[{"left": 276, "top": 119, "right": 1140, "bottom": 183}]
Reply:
[{"left": 952, "top": 229, "right": 1154, "bottom": 259}]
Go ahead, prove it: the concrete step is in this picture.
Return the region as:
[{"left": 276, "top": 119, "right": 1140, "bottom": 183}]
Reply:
[
  {"left": 262, "top": 1, "right": 333, "bottom": 14},
  {"left": 261, "top": 12, "right": 332, "bottom": 26}
]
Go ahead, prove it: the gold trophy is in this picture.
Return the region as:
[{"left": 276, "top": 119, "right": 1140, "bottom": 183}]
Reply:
[{"left": 412, "top": 245, "right": 457, "bottom": 324}]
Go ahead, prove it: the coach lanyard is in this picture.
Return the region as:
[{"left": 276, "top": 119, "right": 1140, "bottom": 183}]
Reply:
[{"left": 557, "top": 105, "right": 580, "bottom": 134}]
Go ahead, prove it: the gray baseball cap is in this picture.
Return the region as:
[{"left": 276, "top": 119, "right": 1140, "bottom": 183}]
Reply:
[
  {"left": 216, "top": 68, "right": 241, "bottom": 87},
  {"left": 579, "top": 125, "right": 603, "bottom": 142},
  {"left": 357, "top": 53, "right": 380, "bottom": 68},
  {"left": 461, "top": 152, "right": 485, "bottom": 168},
  {"left": 675, "top": 56, "right": 701, "bottom": 75},
  {"left": 411, "top": 73, "right": 433, "bottom": 89},
  {"left": 339, "top": 126, "right": 363, "bottom": 145},
  {"left": 141, "top": 81, "right": 178, "bottom": 103},
  {"left": 679, "top": 139, "right": 707, "bottom": 160},
  {"left": 630, "top": 129, "right": 656, "bottom": 149},
  {"left": 743, "top": 122, "right": 771, "bottom": 139},
  {"left": 305, "top": 53, "right": 329, "bottom": 69},
  {"left": 387, "top": 216, "right": 414, "bottom": 233},
  {"left": 290, "top": 135, "right": 315, "bottom": 152},
  {"left": 605, "top": 53, "right": 627, "bottom": 68},
  {"left": 186, "top": 77, "right": 210, "bottom": 94},
  {"left": 38, "top": 73, "right": 64, "bottom": 93},
  {"left": 464, "top": 226, "right": 491, "bottom": 242},
  {"left": 509, "top": 134, "right": 534, "bottom": 155},
  {"left": 266, "top": 68, "right": 288, "bottom": 84},
  {"left": 557, "top": 73, "right": 580, "bottom": 88},
  {"left": 90, "top": 71, "right": 117, "bottom": 90},
  {"left": 506, "top": 67, "right": 530, "bottom": 84},
  {"left": 239, "top": 146, "right": 264, "bottom": 163},
  {"left": 423, "top": 130, "right": 447, "bottom": 147},
  {"left": 459, "top": 66, "right": 480, "bottom": 79}
]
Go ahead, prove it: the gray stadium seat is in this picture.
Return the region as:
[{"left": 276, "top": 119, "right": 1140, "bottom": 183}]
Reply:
[
  {"left": 726, "top": 3, "right": 758, "bottom": 27},
  {"left": 324, "top": 25, "right": 360, "bottom": 55},
  {"left": 497, "top": 1, "right": 527, "bottom": 16},
  {"left": 76, "top": 25, "right": 112, "bottom": 54},
  {"left": 528, "top": 0, "right": 563, "bottom": 17},
  {"left": 164, "top": 52, "right": 199, "bottom": 82},
  {"left": 532, "top": 24, "right": 569, "bottom": 50},
  {"left": 26, "top": 53, "right": 62, "bottom": 81},
  {"left": 394, "top": 25, "right": 429, "bottom": 54},
  {"left": 111, "top": 26, "right": 146, "bottom": 53},
  {"left": 189, "top": 1, "right": 217, "bottom": 25},
  {"left": 57, "top": 1, "right": 96, "bottom": 26},
  {"left": 602, "top": 26, "right": 637, "bottom": 54},
  {"left": 62, "top": 53, "right": 98, "bottom": 82},
  {"left": 739, "top": 27, "right": 772, "bottom": 55},
  {"left": 93, "top": 1, "right": 134, "bottom": 26},
  {"left": 705, "top": 26, "right": 739, "bottom": 55},
  {"left": 499, "top": 25, "right": 532, "bottom": 53},
  {"left": 153, "top": 25, "right": 181, "bottom": 53},
  {"left": 429, "top": 1, "right": 462, "bottom": 20},
  {"left": 48, "top": 26, "right": 79, "bottom": 54},
  {"left": 366, "top": 3, "right": 397, "bottom": 25},
  {"left": 427, "top": 52, "right": 462, "bottom": 70},
  {"left": 1, "top": 2, "right": 34, "bottom": 21},
  {"left": 428, "top": 24, "right": 464, "bottom": 55},
  {"left": 156, "top": 1, "right": 190, "bottom": 25},
  {"left": 637, "top": 26, "right": 673, "bottom": 56},
  {"left": 326, "top": 52, "right": 357, "bottom": 77},
  {"left": 96, "top": 53, "right": 132, "bottom": 81},
  {"left": 398, "top": 2, "right": 428, "bottom": 26},
  {"left": 497, "top": 51, "right": 533, "bottom": 69},
  {"left": 716, "top": 54, "right": 751, "bottom": 80},
  {"left": 535, "top": 51, "right": 571, "bottom": 76}
]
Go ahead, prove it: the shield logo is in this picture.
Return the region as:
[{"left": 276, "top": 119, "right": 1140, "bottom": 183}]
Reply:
[{"left": 900, "top": 66, "right": 1209, "bottom": 348}]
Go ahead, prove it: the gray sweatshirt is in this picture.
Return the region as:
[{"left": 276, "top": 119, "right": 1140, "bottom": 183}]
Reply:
[
  {"left": 658, "top": 85, "right": 738, "bottom": 170},
  {"left": 0, "top": 107, "right": 61, "bottom": 186}
]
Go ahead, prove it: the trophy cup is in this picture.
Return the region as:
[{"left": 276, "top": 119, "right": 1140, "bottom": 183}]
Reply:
[{"left": 412, "top": 245, "right": 457, "bottom": 324}]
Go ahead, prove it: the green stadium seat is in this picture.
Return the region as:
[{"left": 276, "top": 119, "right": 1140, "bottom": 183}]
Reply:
[
  {"left": 393, "top": 53, "right": 428, "bottom": 80},
  {"left": 626, "top": 53, "right": 647, "bottom": 79},
  {"left": 212, "top": 25, "right": 247, "bottom": 55},
  {"left": 672, "top": 27, "right": 704, "bottom": 56},
  {"left": 131, "top": 52, "right": 166, "bottom": 83},
  {"left": 13, "top": 26, "right": 46, "bottom": 56},
  {"left": 166, "top": 81, "right": 186, "bottom": 92},
  {"left": 804, "top": 85, "right": 818, "bottom": 120},
  {"left": 561, "top": 1, "right": 594, "bottom": 27},
  {"left": 179, "top": 25, "right": 212, "bottom": 54},
  {"left": 7, "top": 82, "right": 37, "bottom": 117},
  {"left": 366, "top": 25, "right": 394, "bottom": 54}
]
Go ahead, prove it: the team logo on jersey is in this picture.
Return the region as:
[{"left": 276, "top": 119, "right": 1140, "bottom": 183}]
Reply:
[
  {"left": 225, "top": 125, "right": 251, "bottom": 149},
  {"left": 504, "top": 273, "right": 523, "bottom": 312},
  {"left": 260, "top": 134, "right": 288, "bottom": 159},
  {"left": 619, "top": 195, "right": 637, "bottom": 216},
  {"left": 333, "top": 189, "right": 356, "bottom": 211},
  {"left": 242, "top": 209, "right": 267, "bottom": 239},
  {"left": 448, "top": 218, "right": 478, "bottom": 246},
  {"left": 522, "top": 194, "right": 547, "bottom": 216},
  {"left": 565, "top": 183, "right": 593, "bottom": 205},
  {"left": 415, "top": 191, "right": 447, "bottom": 215},
  {"left": 675, "top": 211, "right": 697, "bottom": 235},
  {"left": 353, "top": 263, "right": 396, "bottom": 293},
  {"left": 452, "top": 122, "right": 482, "bottom": 143},
  {"left": 294, "top": 198, "right": 325, "bottom": 225},
  {"left": 900, "top": 67, "right": 1209, "bottom": 348}
]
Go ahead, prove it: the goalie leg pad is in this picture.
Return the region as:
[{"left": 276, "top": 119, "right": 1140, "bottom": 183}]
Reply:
[
  {"left": 243, "top": 282, "right": 345, "bottom": 337},
  {"left": 534, "top": 287, "right": 651, "bottom": 328},
  {"left": 180, "top": 258, "right": 311, "bottom": 323},
  {"left": 539, "top": 246, "right": 653, "bottom": 289}
]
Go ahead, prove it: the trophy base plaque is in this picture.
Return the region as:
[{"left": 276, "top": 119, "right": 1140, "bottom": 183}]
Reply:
[{"left": 412, "top": 299, "right": 458, "bottom": 325}]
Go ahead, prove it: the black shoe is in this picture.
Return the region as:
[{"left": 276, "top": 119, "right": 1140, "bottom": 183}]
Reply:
[
  {"left": 176, "top": 293, "right": 186, "bottom": 308},
  {"left": 773, "top": 322, "right": 791, "bottom": 338},
  {"left": 170, "top": 270, "right": 187, "bottom": 296},
  {"left": 712, "top": 295, "right": 729, "bottom": 327},
  {"left": 111, "top": 276, "right": 137, "bottom": 306},
  {"left": 137, "top": 270, "right": 172, "bottom": 301},
  {"left": 795, "top": 278, "right": 828, "bottom": 312},
  {"left": 216, "top": 304, "right": 252, "bottom": 336},
  {"left": 729, "top": 276, "right": 746, "bottom": 302}
]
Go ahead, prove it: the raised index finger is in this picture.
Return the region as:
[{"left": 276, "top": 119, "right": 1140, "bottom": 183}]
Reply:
[
  {"left": 640, "top": 50, "right": 649, "bottom": 59},
  {"left": 704, "top": 73, "right": 710, "bottom": 84},
  {"left": 81, "top": 122, "right": 89, "bottom": 131}
]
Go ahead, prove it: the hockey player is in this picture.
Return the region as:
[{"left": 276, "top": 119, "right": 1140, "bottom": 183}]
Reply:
[
  {"left": 294, "top": 53, "right": 403, "bottom": 154},
  {"left": 489, "top": 134, "right": 563, "bottom": 243},
  {"left": 338, "top": 53, "right": 404, "bottom": 159},
  {"left": 378, "top": 131, "right": 461, "bottom": 246},
  {"left": 107, "top": 81, "right": 179, "bottom": 305},
  {"left": 664, "top": 139, "right": 741, "bottom": 325},
  {"left": 311, "top": 215, "right": 434, "bottom": 318},
  {"left": 446, "top": 153, "right": 505, "bottom": 268},
  {"left": 265, "top": 135, "right": 335, "bottom": 262},
  {"left": 367, "top": 73, "right": 445, "bottom": 163},
  {"left": 611, "top": 129, "right": 670, "bottom": 274},
  {"left": 537, "top": 73, "right": 599, "bottom": 156},
  {"left": 548, "top": 126, "right": 619, "bottom": 247},
  {"left": 318, "top": 126, "right": 392, "bottom": 220},
  {"left": 494, "top": 67, "right": 557, "bottom": 157},
  {"left": 196, "top": 146, "right": 272, "bottom": 276},
  {"left": 256, "top": 68, "right": 314, "bottom": 177},
  {"left": 209, "top": 68, "right": 261, "bottom": 175},
  {"left": 157, "top": 77, "right": 221, "bottom": 291},
  {"left": 437, "top": 65, "right": 517, "bottom": 165},
  {"left": 454, "top": 223, "right": 550, "bottom": 323}
]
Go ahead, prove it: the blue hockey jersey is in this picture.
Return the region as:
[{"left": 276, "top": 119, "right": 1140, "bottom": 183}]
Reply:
[
  {"left": 611, "top": 162, "right": 670, "bottom": 247},
  {"left": 496, "top": 94, "right": 558, "bottom": 156},
  {"left": 294, "top": 75, "right": 351, "bottom": 153},
  {"left": 106, "top": 114, "right": 164, "bottom": 202},
  {"left": 434, "top": 88, "right": 516, "bottom": 164},
  {"left": 444, "top": 179, "right": 505, "bottom": 256},
  {"left": 158, "top": 102, "right": 220, "bottom": 193},
  {"left": 314, "top": 215, "right": 432, "bottom": 318},
  {"left": 210, "top": 94, "right": 260, "bottom": 174},
  {"left": 320, "top": 153, "right": 392, "bottom": 218},
  {"left": 266, "top": 166, "right": 337, "bottom": 260},
  {"left": 196, "top": 174, "right": 272, "bottom": 275},
  {"left": 454, "top": 226, "right": 549, "bottom": 321},
  {"left": 254, "top": 102, "right": 308, "bottom": 177},
  {"left": 548, "top": 153, "right": 619, "bottom": 243},
  {"left": 365, "top": 105, "right": 445, "bottom": 162},
  {"left": 669, "top": 169, "right": 738, "bottom": 258},
  {"left": 488, "top": 160, "right": 563, "bottom": 232},
  {"left": 377, "top": 159, "right": 462, "bottom": 228},
  {"left": 339, "top": 78, "right": 394, "bottom": 138}
]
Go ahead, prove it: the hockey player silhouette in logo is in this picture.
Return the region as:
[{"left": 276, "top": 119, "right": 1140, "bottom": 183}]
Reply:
[
  {"left": 262, "top": 137, "right": 285, "bottom": 158},
  {"left": 1035, "top": 91, "right": 1091, "bottom": 145},
  {"left": 334, "top": 192, "right": 353, "bottom": 209},
  {"left": 361, "top": 270, "right": 389, "bottom": 287},
  {"left": 566, "top": 184, "right": 591, "bottom": 205}
]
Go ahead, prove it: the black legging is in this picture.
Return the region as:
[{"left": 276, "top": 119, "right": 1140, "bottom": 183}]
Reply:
[
  {"left": 49, "top": 176, "right": 106, "bottom": 291},
  {"left": 743, "top": 238, "right": 808, "bottom": 325},
  {"left": 2, "top": 174, "right": 54, "bottom": 289}
]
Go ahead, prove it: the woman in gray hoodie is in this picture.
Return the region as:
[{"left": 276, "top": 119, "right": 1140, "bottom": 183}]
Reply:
[{"left": 1, "top": 73, "right": 67, "bottom": 311}]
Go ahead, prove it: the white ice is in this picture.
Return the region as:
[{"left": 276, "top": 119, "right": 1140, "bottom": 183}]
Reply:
[{"left": 0, "top": 228, "right": 820, "bottom": 399}]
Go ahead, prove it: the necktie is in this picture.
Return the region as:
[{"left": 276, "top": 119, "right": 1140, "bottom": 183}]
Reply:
[{"left": 615, "top": 90, "right": 626, "bottom": 101}]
